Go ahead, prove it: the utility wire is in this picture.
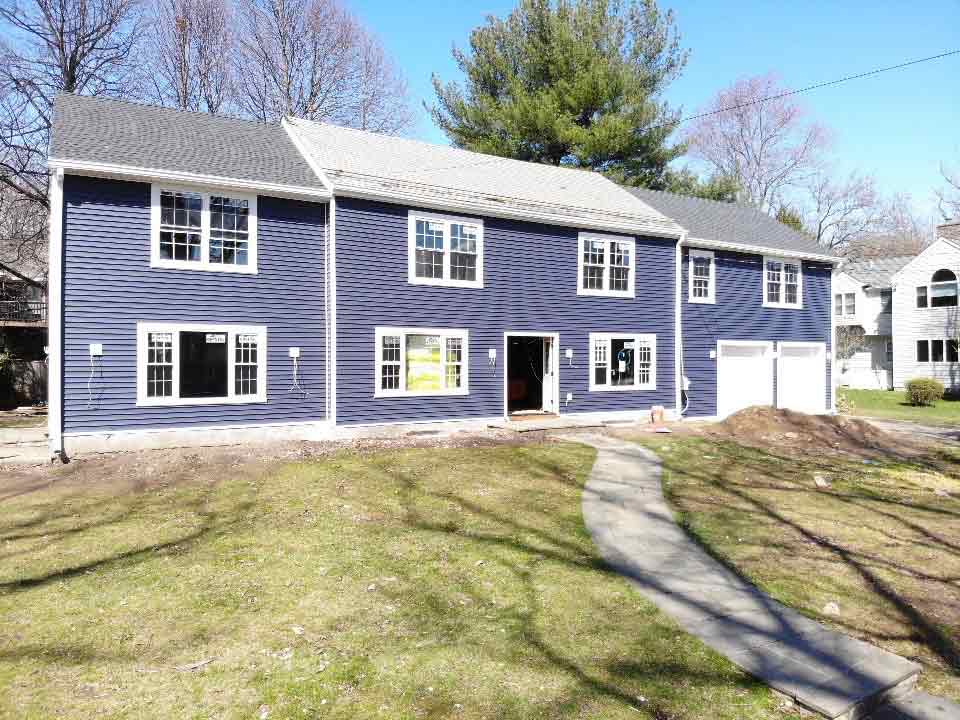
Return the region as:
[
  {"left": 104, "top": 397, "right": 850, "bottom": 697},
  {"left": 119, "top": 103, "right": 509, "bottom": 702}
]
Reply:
[{"left": 671, "top": 49, "right": 960, "bottom": 128}]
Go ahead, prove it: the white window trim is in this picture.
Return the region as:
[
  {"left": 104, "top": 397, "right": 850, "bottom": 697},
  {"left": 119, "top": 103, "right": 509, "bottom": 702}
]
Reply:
[
  {"left": 588, "top": 333, "right": 656, "bottom": 391},
  {"left": 150, "top": 184, "right": 258, "bottom": 274},
  {"left": 407, "top": 210, "right": 484, "bottom": 288},
  {"left": 688, "top": 249, "right": 715, "bottom": 304},
  {"left": 577, "top": 232, "right": 636, "bottom": 298},
  {"left": 374, "top": 326, "right": 470, "bottom": 398},
  {"left": 762, "top": 256, "right": 803, "bottom": 309},
  {"left": 136, "top": 322, "right": 268, "bottom": 406},
  {"left": 917, "top": 271, "right": 959, "bottom": 310}
]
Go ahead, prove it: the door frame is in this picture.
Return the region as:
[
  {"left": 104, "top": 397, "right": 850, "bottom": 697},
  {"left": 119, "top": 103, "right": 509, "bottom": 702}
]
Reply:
[
  {"left": 716, "top": 339, "right": 774, "bottom": 418},
  {"left": 503, "top": 331, "right": 560, "bottom": 419},
  {"left": 776, "top": 341, "right": 827, "bottom": 412}
]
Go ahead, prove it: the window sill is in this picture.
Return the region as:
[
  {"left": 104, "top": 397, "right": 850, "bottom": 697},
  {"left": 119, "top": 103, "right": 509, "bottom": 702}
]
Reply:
[
  {"left": 151, "top": 259, "right": 258, "bottom": 274},
  {"left": 374, "top": 388, "right": 470, "bottom": 399},
  {"left": 688, "top": 296, "right": 715, "bottom": 305},
  {"left": 137, "top": 395, "right": 267, "bottom": 407},
  {"left": 577, "top": 289, "right": 636, "bottom": 299},
  {"left": 763, "top": 302, "right": 804, "bottom": 310},
  {"left": 407, "top": 277, "right": 483, "bottom": 289},
  {"left": 589, "top": 384, "right": 656, "bottom": 392}
]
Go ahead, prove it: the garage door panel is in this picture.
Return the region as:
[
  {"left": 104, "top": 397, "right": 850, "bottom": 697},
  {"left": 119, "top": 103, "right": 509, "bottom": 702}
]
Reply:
[
  {"left": 777, "top": 342, "right": 826, "bottom": 414},
  {"left": 717, "top": 341, "right": 774, "bottom": 418}
]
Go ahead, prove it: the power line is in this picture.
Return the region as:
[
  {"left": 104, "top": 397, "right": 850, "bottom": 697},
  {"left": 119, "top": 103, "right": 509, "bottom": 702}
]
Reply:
[{"left": 673, "top": 49, "right": 960, "bottom": 127}]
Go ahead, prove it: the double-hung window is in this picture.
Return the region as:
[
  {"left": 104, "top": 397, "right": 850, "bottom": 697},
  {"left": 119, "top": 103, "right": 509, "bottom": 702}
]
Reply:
[
  {"left": 844, "top": 293, "right": 855, "bottom": 316},
  {"left": 151, "top": 185, "right": 257, "bottom": 273},
  {"left": 763, "top": 256, "right": 802, "bottom": 308},
  {"left": 137, "top": 323, "right": 267, "bottom": 405},
  {"left": 588, "top": 333, "right": 656, "bottom": 391},
  {"left": 688, "top": 249, "right": 715, "bottom": 303},
  {"left": 375, "top": 327, "right": 469, "bottom": 397},
  {"left": 407, "top": 211, "right": 483, "bottom": 288},
  {"left": 577, "top": 233, "right": 635, "bottom": 298},
  {"left": 880, "top": 290, "right": 892, "bottom": 314}
]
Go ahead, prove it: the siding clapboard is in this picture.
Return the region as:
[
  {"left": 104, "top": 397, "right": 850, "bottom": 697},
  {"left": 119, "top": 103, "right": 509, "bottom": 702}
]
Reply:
[
  {"left": 335, "top": 197, "right": 677, "bottom": 424},
  {"left": 62, "top": 175, "right": 327, "bottom": 432},
  {"left": 682, "top": 247, "right": 833, "bottom": 416}
]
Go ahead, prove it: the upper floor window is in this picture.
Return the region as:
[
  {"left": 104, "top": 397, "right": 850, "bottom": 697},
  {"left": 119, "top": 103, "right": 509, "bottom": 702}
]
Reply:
[
  {"left": 880, "top": 290, "right": 892, "bottom": 314},
  {"left": 844, "top": 293, "right": 855, "bottom": 315},
  {"left": 150, "top": 186, "right": 257, "bottom": 273},
  {"left": 375, "top": 326, "right": 469, "bottom": 397},
  {"left": 688, "top": 249, "right": 715, "bottom": 304},
  {"left": 577, "top": 233, "right": 635, "bottom": 298},
  {"left": 137, "top": 322, "right": 267, "bottom": 406},
  {"left": 930, "top": 269, "right": 958, "bottom": 308},
  {"left": 917, "top": 286, "right": 928, "bottom": 308},
  {"left": 407, "top": 211, "right": 483, "bottom": 288},
  {"left": 589, "top": 333, "right": 656, "bottom": 391},
  {"left": 763, "top": 257, "right": 802, "bottom": 308}
]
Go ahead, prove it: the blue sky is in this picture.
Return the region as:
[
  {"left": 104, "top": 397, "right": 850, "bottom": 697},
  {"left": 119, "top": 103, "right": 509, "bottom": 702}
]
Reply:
[{"left": 349, "top": 0, "right": 959, "bottom": 219}]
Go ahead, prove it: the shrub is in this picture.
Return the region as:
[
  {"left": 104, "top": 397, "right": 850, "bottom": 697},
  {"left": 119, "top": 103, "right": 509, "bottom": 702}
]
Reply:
[
  {"left": 836, "top": 391, "right": 855, "bottom": 415},
  {"left": 905, "top": 378, "right": 945, "bottom": 407}
]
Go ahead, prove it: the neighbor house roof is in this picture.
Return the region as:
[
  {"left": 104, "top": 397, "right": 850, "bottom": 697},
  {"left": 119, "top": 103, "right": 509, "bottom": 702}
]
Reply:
[
  {"left": 283, "top": 117, "right": 683, "bottom": 238},
  {"left": 625, "top": 187, "right": 837, "bottom": 262},
  {"left": 48, "top": 94, "right": 329, "bottom": 197},
  {"left": 840, "top": 256, "right": 915, "bottom": 288}
]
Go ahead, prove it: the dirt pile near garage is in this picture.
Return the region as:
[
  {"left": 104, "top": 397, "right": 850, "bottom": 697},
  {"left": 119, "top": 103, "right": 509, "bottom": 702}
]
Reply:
[{"left": 703, "top": 406, "right": 912, "bottom": 458}]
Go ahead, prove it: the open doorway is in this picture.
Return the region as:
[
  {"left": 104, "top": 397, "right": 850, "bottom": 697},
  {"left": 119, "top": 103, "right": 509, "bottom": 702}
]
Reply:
[{"left": 505, "top": 333, "right": 558, "bottom": 417}]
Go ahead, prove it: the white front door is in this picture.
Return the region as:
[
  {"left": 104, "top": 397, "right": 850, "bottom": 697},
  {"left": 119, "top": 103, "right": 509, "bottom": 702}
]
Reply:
[
  {"left": 717, "top": 341, "right": 774, "bottom": 418},
  {"left": 542, "top": 337, "right": 557, "bottom": 413},
  {"left": 777, "top": 342, "right": 827, "bottom": 414}
]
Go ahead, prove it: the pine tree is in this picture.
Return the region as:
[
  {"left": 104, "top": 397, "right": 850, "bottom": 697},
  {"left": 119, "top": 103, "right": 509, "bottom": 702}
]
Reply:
[{"left": 430, "top": 0, "right": 688, "bottom": 186}]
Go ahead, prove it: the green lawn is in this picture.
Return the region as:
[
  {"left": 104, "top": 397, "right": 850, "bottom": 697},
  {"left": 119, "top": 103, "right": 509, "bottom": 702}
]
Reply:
[
  {"left": 840, "top": 387, "right": 960, "bottom": 426},
  {"left": 630, "top": 434, "right": 960, "bottom": 702},
  {"left": 0, "top": 442, "right": 789, "bottom": 720}
]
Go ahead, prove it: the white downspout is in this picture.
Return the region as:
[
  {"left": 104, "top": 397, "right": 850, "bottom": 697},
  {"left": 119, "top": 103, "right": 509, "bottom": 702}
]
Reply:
[
  {"left": 47, "top": 168, "right": 64, "bottom": 459},
  {"left": 674, "top": 232, "right": 687, "bottom": 417}
]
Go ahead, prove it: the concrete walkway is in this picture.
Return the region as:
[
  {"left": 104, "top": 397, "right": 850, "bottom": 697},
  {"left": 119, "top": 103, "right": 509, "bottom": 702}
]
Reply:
[
  {"left": 572, "top": 433, "right": 959, "bottom": 720},
  {"left": 861, "top": 419, "right": 960, "bottom": 446}
]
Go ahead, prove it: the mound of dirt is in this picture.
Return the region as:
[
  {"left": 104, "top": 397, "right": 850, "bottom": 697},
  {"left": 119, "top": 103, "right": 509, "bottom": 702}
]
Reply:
[{"left": 705, "top": 406, "right": 910, "bottom": 457}]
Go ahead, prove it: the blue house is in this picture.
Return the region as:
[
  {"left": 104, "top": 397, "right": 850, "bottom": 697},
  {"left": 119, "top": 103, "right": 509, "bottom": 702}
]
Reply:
[{"left": 46, "top": 95, "right": 837, "bottom": 456}]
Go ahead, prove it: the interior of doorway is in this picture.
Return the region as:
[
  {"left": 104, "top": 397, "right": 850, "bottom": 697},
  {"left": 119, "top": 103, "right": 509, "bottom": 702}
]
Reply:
[{"left": 507, "top": 335, "right": 556, "bottom": 416}]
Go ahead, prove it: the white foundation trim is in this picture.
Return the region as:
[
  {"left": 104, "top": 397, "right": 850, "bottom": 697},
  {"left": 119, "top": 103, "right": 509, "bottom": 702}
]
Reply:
[{"left": 47, "top": 168, "right": 65, "bottom": 457}]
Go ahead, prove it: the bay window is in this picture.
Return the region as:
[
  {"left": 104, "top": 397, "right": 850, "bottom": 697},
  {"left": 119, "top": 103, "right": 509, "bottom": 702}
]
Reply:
[
  {"left": 375, "top": 327, "right": 469, "bottom": 396},
  {"left": 137, "top": 323, "right": 267, "bottom": 405},
  {"left": 589, "top": 333, "right": 656, "bottom": 391},
  {"left": 407, "top": 211, "right": 483, "bottom": 288},
  {"left": 150, "top": 185, "right": 257, "bottom": 273},
  {"left": 763, "top": 257, "right": 802, "bottom": 308},
  {"left": 577, "top": 233, "right": 635, "bottom": 298}
]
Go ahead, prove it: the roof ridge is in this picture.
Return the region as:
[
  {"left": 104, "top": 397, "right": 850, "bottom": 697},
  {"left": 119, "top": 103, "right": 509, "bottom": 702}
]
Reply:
[{"left": 56, "top": 92, "right": 281, "bottom": 129}]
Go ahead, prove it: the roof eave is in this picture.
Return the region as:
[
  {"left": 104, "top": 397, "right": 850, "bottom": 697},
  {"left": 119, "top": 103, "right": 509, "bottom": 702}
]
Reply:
[
  {"left": 685, "top": 236, "right": 839, "bottom": 263},
  {"left": 47, "top": 157, "right": 332, "bottom": 201}
]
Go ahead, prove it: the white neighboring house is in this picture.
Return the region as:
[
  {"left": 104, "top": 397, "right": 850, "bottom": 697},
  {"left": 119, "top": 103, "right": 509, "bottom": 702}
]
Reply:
[
  {"left": 833, "top": 256, "right": 912, "bottom": 389},
  {"left": 891, "top": 222, "right": 960, "bottom": 391}
]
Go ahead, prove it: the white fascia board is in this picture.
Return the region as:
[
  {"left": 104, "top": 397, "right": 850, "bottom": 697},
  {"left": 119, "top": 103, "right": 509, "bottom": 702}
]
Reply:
[
  {"left": 329, "top": 183, "right": 685, "bottom": 239},
  {"left": 47, "top": 157, "right": 331, "bottom": 201},
  {"left": 686, "top": 236, "right": 839, "bottom": 264}
]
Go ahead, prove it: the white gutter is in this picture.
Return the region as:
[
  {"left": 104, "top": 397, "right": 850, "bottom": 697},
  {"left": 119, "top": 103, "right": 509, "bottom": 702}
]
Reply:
[
  {"left": 685, "top": 236, "right": 839, "bottom": 264},
  {"left": 47, "top": 157, "right": 332, "bottom": 202}
]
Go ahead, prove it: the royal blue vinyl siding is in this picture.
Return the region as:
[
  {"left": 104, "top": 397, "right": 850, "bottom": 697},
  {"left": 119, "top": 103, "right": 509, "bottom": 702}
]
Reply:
[
  {"left": 62, "top": 175, "right": 327, "bottom": 432},
  {"left": 681, "top": 247, "right": 832, "bottom": 417},
  {"left": 335, "top": 197, "right": 677, "bottom": 424}
]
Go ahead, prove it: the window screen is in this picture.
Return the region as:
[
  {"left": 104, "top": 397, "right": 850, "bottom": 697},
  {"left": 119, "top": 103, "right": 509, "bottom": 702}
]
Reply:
[{"left": 179, "top": 331, "right": 228, "bottom": 398}]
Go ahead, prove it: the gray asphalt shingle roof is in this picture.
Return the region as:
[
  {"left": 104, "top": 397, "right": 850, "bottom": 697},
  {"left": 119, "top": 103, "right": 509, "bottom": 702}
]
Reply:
[
  {"left": 49, "top": 94, "right": 327, "bottom": 191},
  {"left": 625, "top": 187, "right": 831, "bottom": 258},
  {"left": 840, "top": 256, "right": 915, "bottom": 288}
]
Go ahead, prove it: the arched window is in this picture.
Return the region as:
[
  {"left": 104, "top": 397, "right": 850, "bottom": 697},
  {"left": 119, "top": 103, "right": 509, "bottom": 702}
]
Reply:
[{"left": 931, "top": 269, "right": 958, "bottom": 308}]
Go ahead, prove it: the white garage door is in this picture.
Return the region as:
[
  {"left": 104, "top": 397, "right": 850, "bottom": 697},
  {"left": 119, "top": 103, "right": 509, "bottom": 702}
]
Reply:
[
  {"left": 717, "top": 341, "right": 774, "bottom": 418},
  {"left": 777, "top": 342, "right": 827, "bottom": 414}
]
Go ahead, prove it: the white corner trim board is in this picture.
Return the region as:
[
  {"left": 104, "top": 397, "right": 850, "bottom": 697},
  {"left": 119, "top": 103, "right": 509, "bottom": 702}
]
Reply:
[
  {"left": 47, "top": 168, "right": 65, "bottom": 457},
  {"left": 47, "top": 157, "right": 332, "bottom": 201}
]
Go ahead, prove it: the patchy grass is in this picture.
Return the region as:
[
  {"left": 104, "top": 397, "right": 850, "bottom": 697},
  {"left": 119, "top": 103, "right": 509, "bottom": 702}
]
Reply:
[
  {"left": 841, "top": 387, "right": 960, "bottom": 426},
  {"left": 630, "top": 434, "right": 960, "bottom": 701},
  {"left": 0, "top": 412, "right": 44, "bottom": 429},
  {"left": 0, "top": 442, "right": 787, "bottom": 720}
]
